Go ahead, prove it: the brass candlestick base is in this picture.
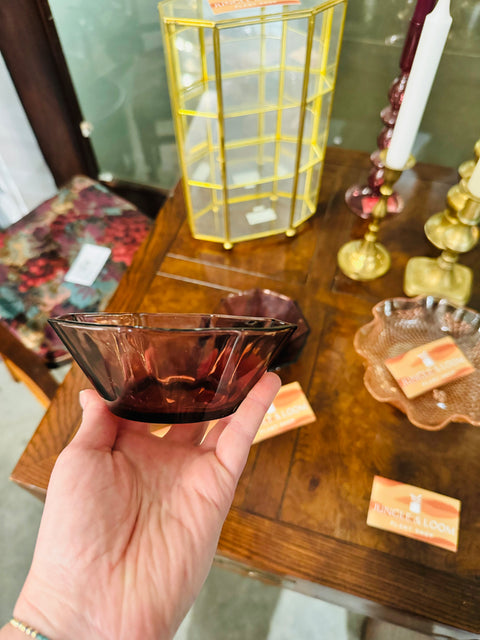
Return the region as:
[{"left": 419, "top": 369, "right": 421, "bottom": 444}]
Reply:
[
  {"left": 338, "top": 152, "right": 415, "bottom": 281},
  {"left": 337, "top": 231, "right": 392, "bottom": 281},
  {"left": 404, "top": 255, "right": 473, "bottom": 307},
  {"left": 404, "top": 194, "right": 480, "bottom": 306}
]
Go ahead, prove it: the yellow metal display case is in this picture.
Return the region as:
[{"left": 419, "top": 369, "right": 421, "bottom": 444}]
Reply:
[{"left": 159, "top": 0, "right": 346, "bottom": 248}]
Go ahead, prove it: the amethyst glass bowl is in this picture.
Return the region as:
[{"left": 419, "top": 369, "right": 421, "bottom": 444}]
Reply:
[
  {"left": 215, "top": 289, "right": 310, "bottom": 368},
  {"left": 49, "top": 312, "right": 296, "bottom": 424}
]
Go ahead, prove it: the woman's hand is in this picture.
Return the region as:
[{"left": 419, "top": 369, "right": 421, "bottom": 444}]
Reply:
[{"left": 11, "top": 372, "right": 281, "bottom": 640}]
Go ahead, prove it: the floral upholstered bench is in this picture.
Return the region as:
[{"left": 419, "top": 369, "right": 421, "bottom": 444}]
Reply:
[{"left": 0, "top": 176, "right": 153, "bottom": 367}]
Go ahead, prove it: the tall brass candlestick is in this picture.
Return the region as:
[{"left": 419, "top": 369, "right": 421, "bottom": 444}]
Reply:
[
  {"left": 338, "top": 151, "right": 415, "bottom": 281},
  {"left": 404, "top": 191, "right": 480, "bottom": 306},
  {"left": 424, "top": 139, "right": 480, "bottom": 248}
]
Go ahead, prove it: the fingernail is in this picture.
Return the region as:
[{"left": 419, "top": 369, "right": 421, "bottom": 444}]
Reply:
[{"left": 79, "top": 389, "right": 88, "bottom": 410}]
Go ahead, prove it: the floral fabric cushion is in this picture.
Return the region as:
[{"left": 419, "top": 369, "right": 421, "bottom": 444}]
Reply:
[{"left": 0, "top": 176, "right": 153, "bottom": 366}]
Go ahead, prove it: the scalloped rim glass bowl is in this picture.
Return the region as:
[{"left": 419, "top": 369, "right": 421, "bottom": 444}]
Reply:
[
  {"left": 354, "top": 296, "right": 480, "bottom": 430},
  {"left": 49, "top": 312, "right": 296, "bottom": 423},
  {"left": 215, "top": 288, "right": 310, "bottom": 368}
]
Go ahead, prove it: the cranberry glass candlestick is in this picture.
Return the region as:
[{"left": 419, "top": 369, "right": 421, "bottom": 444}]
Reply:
[
  {"left": 338, "top": 151, "right": 415, "bottom": 281},
  {"left": 345, "top": 0, "right": 435, "bottom": 219}
]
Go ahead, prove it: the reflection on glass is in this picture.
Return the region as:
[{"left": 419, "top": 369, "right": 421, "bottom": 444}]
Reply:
[
  {"left": 48, "top": 0, "right": 180, "bottom": 190},
  {"left": 48, "top": 0, "right": 480, "bottom": 182},
  {"left": 330, "top": 0, "right": 480, "bottom": 168}
]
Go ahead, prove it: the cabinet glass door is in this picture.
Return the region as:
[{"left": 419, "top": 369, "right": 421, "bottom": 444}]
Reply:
[{"left": 49, "top": 0, "right": 180, "bottom": 190}]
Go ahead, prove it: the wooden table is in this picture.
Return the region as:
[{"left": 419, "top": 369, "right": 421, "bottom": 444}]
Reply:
[{"left": 11, "top": 148, "right": 480, "bottom": 638}]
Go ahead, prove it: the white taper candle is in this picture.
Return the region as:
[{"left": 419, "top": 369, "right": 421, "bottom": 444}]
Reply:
[
  {"left": 467, "top": 157, "right": 480, "bottom": 199},
  {"left": 386, "top": 0, "right": 452, "bottom": 170}
]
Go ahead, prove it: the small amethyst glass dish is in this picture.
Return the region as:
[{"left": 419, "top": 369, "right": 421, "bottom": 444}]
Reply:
[
  {"left": 49, "top": 312, "right": 296, "bottom": 424},
  {"left": 215, "top": 289, "right": 310, "bottom": 368}
]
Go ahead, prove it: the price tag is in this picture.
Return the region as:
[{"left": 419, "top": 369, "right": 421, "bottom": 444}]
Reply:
[
  {"left": 64, "top": 244, "right": 111, "bottom": 287},
  {"left": 245, "top": 205, "right": 277, "bottom": 225},
  {"left": 208, "top": 0, "right": 300, "bottom": 15},
  {"left": 367, "top": 476, "right": 460, "bottom": 552}
]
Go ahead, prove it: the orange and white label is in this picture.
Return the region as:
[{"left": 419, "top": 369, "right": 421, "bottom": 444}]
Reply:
[
  {"left": 151, "top": 381, "right": 315, "bottom": 442},
  {"left": 253, "top": 380, "right": 315, "bottom": 443},
  {"left": 384, "top": 336, "right": 474, "bottom": 399},
  {"left": 208, "top": 0, "right": 300, "bottom": 15},
  {"left": 367, "top": 476, "right": 461, "bottom": 552}
]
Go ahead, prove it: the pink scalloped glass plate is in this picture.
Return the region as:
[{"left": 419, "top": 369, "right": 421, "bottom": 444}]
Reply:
[{"left": 354, "top": 296, "right": 480, "bottom": 430}]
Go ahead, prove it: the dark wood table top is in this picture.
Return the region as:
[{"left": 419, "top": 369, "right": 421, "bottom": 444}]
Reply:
[{"left": 11, "top": 148, "right": 480, "bottom": 638}]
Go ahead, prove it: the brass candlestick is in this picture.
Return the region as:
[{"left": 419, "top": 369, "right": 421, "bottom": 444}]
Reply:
[
  {"left": 338, "top": 151, "right": 415, "bottom": 281},
  {"left": 424, "top": 139, "right": 480, "bottom": 248},
  {"left": 404, "top": 191, "right": 480, "bottom": 306}
]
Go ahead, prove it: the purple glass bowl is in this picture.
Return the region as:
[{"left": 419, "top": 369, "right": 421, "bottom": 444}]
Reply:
[
  {"left": 49, "top": 312, "right": 296, "bottom": 423},
  {"left": 215, "top": 289, "right": 310, "bottom": 368}
]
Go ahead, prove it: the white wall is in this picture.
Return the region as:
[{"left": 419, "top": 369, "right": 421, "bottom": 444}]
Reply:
[{"left": 0, "top": 53, "right": 57, "bottom": 227}]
